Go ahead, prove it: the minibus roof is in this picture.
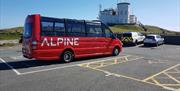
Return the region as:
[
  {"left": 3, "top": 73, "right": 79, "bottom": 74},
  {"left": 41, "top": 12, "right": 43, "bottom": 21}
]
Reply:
[{"left": 40, "top": 15, "right": 102, "bottom": 24}]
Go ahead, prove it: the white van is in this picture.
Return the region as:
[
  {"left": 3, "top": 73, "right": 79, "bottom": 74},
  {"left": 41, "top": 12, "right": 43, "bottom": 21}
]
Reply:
[{"left": 121, "top": 32, "right": 145, "bottom": 45}]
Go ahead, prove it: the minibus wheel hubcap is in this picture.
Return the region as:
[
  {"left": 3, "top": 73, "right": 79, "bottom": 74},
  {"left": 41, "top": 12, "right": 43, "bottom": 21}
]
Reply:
[
  {"left": 115, "top": 49, "right": 119, "bottom": 55},
  {"left": 63, "top": 52, "right": 72, "bottom": 62},
  {"left": 113, "top": 48, "right": 119, "bottom": 56}
]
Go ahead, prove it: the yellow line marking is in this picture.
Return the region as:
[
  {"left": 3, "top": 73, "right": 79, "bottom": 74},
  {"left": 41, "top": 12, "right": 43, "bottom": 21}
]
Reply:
[
  {"left": 78, "top": 55, "right": 131, "bottom": 66},
  {"left": 124, "top": 56, "right": 128, "bottom": 61},
  {"left": 166, "top": 72, "right": 180, "bottom": 74},
  {"left": 143, "top": 64, "right": 180, "bottom": 81},
  {"left": 151, "top": 78, "right": 161, "bottom": 85},
  {"left": 161, "top": 84, "right": 180, "bottom": 86},
  {"left": 114, "top": 58, "right": 118, "bottom": 64},
  {"left": 163, "top": 72, "right": 180, "bottom": 84},
  {"left": 177, "top": 88, "right": 180, "bottom": 91},
  {"left": 85, "top": 66, "right": 176, "bottom": 91},
  {"left": 163, "top": 87, "right": 178, "bottom": 91},
  {"left": 94, "top": 57, "right": 144, "bottom": 69},
  {"left": 79, "top": 56, "right": 180, "bottom": 91}
]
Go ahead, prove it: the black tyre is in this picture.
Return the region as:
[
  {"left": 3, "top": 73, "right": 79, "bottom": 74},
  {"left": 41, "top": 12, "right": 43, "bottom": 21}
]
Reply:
[
  {"left": 61, "top": 51, "right": 74, "bottom": 63},
  {"left": 155, "top": 43, "right": 158, "bottom": 47},
  {"left": 113, "top": 47, "right": 120, "bottom": 56},
  {"left": 144, "top": 43, "right": 147, "bottom": 46},
  {"left": 134, "top": 40, "right": 138, "bottom": 46}
]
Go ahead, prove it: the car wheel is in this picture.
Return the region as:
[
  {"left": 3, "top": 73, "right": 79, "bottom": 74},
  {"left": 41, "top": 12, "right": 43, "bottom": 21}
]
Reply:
[
  {"left": 144, "top": 43, "right": 147, "bottom": 46},
  {"left": 113, "top": 47, "right": 120, "bottom": 56},
  {"left": 134, "top": 40, "right": 138, "bottom": 46},
  {"left": 62, "top": 51, "right": 74, "bottom": 63},
  {"left": 155, "top": 43, "right": 159, "bottom": 47}
]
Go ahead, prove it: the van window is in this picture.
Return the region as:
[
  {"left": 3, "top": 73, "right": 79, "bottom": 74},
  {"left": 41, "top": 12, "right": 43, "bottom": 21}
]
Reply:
[
  {"left": 23, "top": 23, "right": 32, "bottom": 38},
  {"left": 87, "top": 23, "right": 103, "bottom": 37},
  {"left": 102, "top": 24, "right": 111, "bottom": 38},
  {"left": 138, "top": 33, "right": 143, "bottom": 36},
  {"left": 54, "top": 22, "right": 65, "bottom": 36},
  {"left": 41, "top": 21, "right": 54, "bottom": 36},
  {"left": 66, "top": 21, "right": 86, "bottom": 37}
]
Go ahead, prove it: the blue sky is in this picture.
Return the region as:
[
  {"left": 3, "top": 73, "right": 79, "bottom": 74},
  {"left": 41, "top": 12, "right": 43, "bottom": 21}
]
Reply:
[{"left": 0, "top": 0, "right": 180, "bottom": 32}]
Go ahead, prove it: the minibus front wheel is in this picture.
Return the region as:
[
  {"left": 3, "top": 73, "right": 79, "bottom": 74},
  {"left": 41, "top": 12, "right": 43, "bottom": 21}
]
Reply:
[
  {"left": 61, "top": 50, "right": 74, "bottom": 63},
  {"left": 113, "top": 47, "right": 120, "bottom": 56}
]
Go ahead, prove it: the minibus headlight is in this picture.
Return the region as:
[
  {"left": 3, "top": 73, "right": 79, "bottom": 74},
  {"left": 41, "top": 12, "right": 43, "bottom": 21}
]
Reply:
[{"left": 32, "top": 41, "right": 37, "bottom": 49}]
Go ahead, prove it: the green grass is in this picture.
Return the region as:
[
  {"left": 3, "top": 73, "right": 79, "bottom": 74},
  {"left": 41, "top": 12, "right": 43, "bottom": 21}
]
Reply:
[
  {"left": 0, "top": 33, "right": 22, "bottom": 40},
  {"left": 110, "top": 25, "right": 143, "bottom": 33},
  {"left": 0, "top": 43, "right": 17, "bottom": 47},
  {"left": 144, "top": 25, "right": 163, "bottom": 33},
  {"left": 110, "top": 25, "right": 180, "bottom": 35},
  {"left": 0, "top": 27, "right": 23, "bottom": 40},
  {"left": 0, "top": 27, "right": 23, "bottom": 33}
]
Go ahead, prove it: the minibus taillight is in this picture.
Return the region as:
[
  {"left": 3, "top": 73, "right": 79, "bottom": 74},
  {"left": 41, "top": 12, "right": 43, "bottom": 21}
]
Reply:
[{"left": 32, "top": 41, "right": 37, "bottom": 49}]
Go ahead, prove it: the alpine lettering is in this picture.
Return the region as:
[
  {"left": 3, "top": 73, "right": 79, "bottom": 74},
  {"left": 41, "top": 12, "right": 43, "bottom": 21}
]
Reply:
[{"left": 41, "top": 38, "right": 79, "bottom": 46}]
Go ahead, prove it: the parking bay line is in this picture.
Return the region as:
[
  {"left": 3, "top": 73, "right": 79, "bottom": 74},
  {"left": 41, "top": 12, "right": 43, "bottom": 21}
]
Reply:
[
  {"left": 84, "top": 65, "right": 176, "bottom": 91},
  {"left": 19, "top": 55, "right": 132, "bottom": 75},
  {"left": 0, "top": 57, "right": 21, "bottom": 75},
  {"left": 19, "top": 64, "right": 78, "bottom": 75},
  {"left": 78, "top": 55, "right": 132, "bottom": 67},
  {"left": 143, "top": 63, "right": 180, "bottom": 81},
  {"left": 95, "top": 56, "right": 143, "bottom": 69},
  {"left": 80, "top": 57, "right": 178, "bottom": 91}
]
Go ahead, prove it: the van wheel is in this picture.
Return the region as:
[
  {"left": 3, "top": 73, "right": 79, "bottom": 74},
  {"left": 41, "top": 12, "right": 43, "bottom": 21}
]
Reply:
[
  {"left": 62, "top": 51, "right": 74, "bottom": 63},
  {"left": 113, "top": 47, "right": 120, "bottom": 56},
  {"left": 134, "top": 40, "right": 138, "bottom": 46}
]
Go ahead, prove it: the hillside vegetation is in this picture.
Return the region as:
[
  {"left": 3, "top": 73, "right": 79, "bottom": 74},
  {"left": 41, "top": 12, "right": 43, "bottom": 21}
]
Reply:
[
  {"left": 0, "top": 25, "right": 179, "bottom": 40},
  {"left": 0, "top": 27, "right": 23, "bottom": 40},
  {"left": 110, "top": 25, "right": 179, "bottom": 35}
]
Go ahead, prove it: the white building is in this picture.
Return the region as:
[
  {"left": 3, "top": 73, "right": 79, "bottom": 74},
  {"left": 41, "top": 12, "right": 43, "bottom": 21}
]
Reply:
[
  {"left": 99, "top": 2, "right": 137, "bottom": 24},
  {"left": 130, "top": 15, "right": 137, "bottom": 24}
]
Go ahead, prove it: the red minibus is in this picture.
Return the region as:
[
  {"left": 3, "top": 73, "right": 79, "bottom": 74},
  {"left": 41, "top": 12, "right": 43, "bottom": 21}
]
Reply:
[{"left": 22, "top": 14, "right": 123, "bottom": 62}]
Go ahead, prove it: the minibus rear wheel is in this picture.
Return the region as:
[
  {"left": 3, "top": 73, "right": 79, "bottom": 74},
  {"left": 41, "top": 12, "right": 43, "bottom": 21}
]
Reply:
[
  {"left": 113, "top": 47, "right": 120, "bottom": 56},
  {"left": 61, "top": 51, "right": 74, "bottom": 63}
]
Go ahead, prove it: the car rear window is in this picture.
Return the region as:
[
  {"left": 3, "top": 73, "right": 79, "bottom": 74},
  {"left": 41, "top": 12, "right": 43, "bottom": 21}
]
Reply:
[{"left": 146, "top": 36, "right": 155, "bottom": 39}]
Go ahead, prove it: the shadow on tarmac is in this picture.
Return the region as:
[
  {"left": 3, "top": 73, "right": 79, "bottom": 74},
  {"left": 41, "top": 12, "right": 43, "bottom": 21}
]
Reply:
[{"left": 0, "top": 55, "right": 112, "bottom": 71}]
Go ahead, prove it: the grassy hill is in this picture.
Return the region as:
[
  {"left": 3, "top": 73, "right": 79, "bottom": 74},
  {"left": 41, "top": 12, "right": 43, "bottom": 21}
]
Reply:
[
  {"left": 0, "top": 27, "right": 23, "bottom": 40},
  {"left": 110, "top": 25, "right": 178, "bottom": 34},
  {"left": 110, "top": 25, "right": 144, "bottom": 32},
  {"left": 0, "top": 25, "right": 179, "bottom": 40},
  {"left": 0, "top": 27, "right": 23, "bottom": 33}
]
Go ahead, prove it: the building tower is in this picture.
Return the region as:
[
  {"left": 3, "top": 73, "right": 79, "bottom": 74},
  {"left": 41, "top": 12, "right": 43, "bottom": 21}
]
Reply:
[{"left": 117, "top": 2, "right": 130, "bottom": 24}]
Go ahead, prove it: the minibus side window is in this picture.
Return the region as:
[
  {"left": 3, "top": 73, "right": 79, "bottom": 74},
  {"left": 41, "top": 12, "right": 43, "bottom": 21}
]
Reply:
[
  {"left": 86, "top": 24, "right": 103, "bottom": 37},
  {"left": 23, "top": 23, "right": 32, "bottom": 38},
  {"left": 102, "top": 24, "right": 111, "bottom": 38},
  {"left": 41, "top": 21, "right": 54, "bottom": 36},
  {"left": 54, "top": 22, "right": 65, "bottom": 36},
  {"left": 66, "top": 21, "right": 86, "bottom": 37}
]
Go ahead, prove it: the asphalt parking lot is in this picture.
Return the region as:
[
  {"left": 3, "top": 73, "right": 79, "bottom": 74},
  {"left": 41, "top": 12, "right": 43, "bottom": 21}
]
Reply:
[{"left": 0, "top": 44, "right": 180, "bottom": 91}]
